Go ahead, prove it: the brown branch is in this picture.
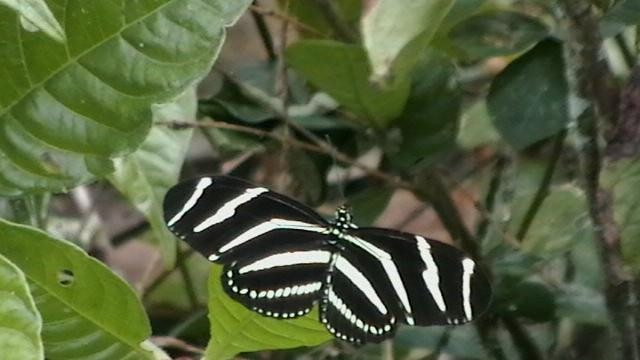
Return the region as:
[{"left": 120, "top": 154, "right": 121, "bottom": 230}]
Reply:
[
  {"left": 249, "top": 4, "right": 325, "bottom": 37},
  {"left": 562, "top": 1, "right": 637, "bottom": 358}
]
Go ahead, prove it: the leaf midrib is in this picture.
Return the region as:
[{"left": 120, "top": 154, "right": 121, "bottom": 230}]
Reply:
[{"left": 1, "top": 0, "right": 179, "bottom": 118}]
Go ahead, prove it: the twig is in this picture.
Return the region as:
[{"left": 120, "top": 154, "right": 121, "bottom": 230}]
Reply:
[
  {"left": 161, "top": 119, "right": 408, "bottom": 189},
  {"left": 476, "top": 156, "right": 508, "bottom": 243},
  {"left": 502, "top": 316, "right": 544, "bottom": 360},
  {"left": 250, "top": 1, "right": 276, "bottom": 61},
  {"left": 151, "top": 336, "right": 205, "bottom": 354},
  {"left": 311, "top": 0, "right": 358, "bottom": 42},
  {"left": 515, "top": 130, "right": 566, "bottom": 241},
  {"left": 143, "top": 248, "right": 195, "bottom": 300},
  {"left": 249, "top": 4, "right": 325, "bottom": 37}
]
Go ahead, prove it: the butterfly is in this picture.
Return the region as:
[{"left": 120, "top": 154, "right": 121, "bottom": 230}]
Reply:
[{"left": 163, "top": 176, "right": 491, "bottom": 344}]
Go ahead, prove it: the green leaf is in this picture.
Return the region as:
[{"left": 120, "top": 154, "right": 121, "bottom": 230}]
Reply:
[
  {"left": 108, "top": 88, "right": 196, "bottom": 267},
  {"left": 448, "top": 11, "right": 548, "bottom": 59},
  {"left": 457, "top": 100, "right": 501, "bottom": 149},
  {"left": 361, "top": 0, "right": 454, "bottom": 83},
  {"left": 0, "top": 254, "right": 43, "bottom": 360},
  {"left": 496, "top": 280, "right": 556, "bottom": 322},
  {"left": 205, "top": 266, "right": 331, "bottom": 360},
  {"left": 286, "top": 40, "right": 410, "bottom": 127},
  {"left": 395, "top": 325, "right": 489, "bottom": 359},
  {"left": 0, "top": 219, "right": 155, "bottom": 359},
  {"left": 602, "top": 158, "right": 640, "bottom": 273},
  {"left": 282, "top": 0, "right": 361, "bottom": 38},
  {"left": 0, "top": 0, "right": 251, "bottom": 195},
  {"left": 511, "top": 186, "right": 591, "bottom": 256},
  {"left": 388, "top": 50, "right": 461, "bottom": 170},
  {"left": 600, "top": 0, "right": 640, "bottom": 37},
  {"left": 349, "top": 187, "right": 394, "bottom": 226},
  {"left": 555, "top": 284, "right": 608, "bottom": 325},
  {"left": 0, "top": 0, "right": 65, "bottom": 42},
  {"left": 488, "top": 39, "right": 569, "bottom": 149}
]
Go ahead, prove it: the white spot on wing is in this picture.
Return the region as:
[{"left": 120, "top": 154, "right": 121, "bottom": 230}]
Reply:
[
  {"left": 238, "top": 250, "right": 332, "bottom": 274},
  {"left": 335, "top": 255, "right": 387, "bottom": 315},
  {"left": 462, "top": 258, "right": 475, "bottom": 320},
  {"left": 167, "top": 177, "right": 212, "bottom": 227},
  {"left": 416, "top": 236, "right": 447, "bottom": 313},
  {"left": 193, "top": 187, "right": 268, "bottom": 232}
]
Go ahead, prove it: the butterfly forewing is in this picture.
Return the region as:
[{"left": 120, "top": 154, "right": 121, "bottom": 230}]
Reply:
[{"left": 163, "top": 176, "right": 329, "bottom": 263}]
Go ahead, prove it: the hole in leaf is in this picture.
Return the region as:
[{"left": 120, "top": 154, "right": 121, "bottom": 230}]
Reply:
[{"left": 57, "top": 269, "right": 74, "bottom": 287}]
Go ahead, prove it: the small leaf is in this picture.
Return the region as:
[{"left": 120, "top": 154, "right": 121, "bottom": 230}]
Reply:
[
  {"left": 602, "top": 158, "right": 640, "bottom": 273},
  {"left": 600, "top": 0, "right": 640, "bottom": 37},
  {"left": 488, "top": 39, "right": 569, "bottom": 149},
  {"left": 349, "top": 186, "right": 394, "bottom": 226},
  {"left": 286, "top": 40, "right": 410, "bottom": 127},
  {"left": 361, "top": 0, "right": 454, "bottom": 83},
  {"left": 0, "top": 254, "right": 43, "bottom": 360},
  {"left": 282, "top": 0, "right": 361, "bottom": 38},
  {"left": 395, "top": 325, "right": 489, "bottom": 359},
  {"left": 0, "top": 219, "right": 154, "bottom": 359},
  {"left": 457, "top": 100, "right": 501, "bottom": 149},
  {"left": 511, "top": 186, "right": 591, "bottom": 256},
  {"left": 555, "top": 284, "right": 608, "bottom": 325},
  {"left": 388, "top": 50, "right": 461, "bottom": 170},
  {"left": 108, "top": 88, "right": 196, "bottom": 267},
  {"left": 448, "top": 11, "right": 548, "bottom": 59},
  {"left": 205, "top": 266, "right": 331, "bottom": 360},
  {"left": 0, "top": 0, "right": 65, "bottom": 42},
  {"left": 496, "top": 280, "right": 556, "bottom": 322}
]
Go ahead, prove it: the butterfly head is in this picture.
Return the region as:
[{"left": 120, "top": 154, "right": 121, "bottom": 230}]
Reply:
[{"left": 331, "top": 205, "right": 356, "bottom": 230}]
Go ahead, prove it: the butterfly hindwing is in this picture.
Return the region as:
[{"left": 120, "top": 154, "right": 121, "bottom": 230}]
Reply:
[
  {"left": 346, "top": 228, "right": 492, "bottom": 326},
  {"left": 163, "top": 176, "right": 329, "bottom": 263},
  {"left": 222, "top": 244, "right": 333, "bottom": 319}
]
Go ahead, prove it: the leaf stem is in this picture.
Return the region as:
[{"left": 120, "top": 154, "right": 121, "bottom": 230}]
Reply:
[
  {"left": 311, "top": 0, "right": 358, "bottom": 42},
  {"left": 250, "top": 1, "right": 277, "bottom": 61},
  {"left": 515, "top": 130, "right": 566, "bottom": 241}
]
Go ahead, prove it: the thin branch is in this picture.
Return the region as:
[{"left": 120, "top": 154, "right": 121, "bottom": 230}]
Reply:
[
  {"left": 502, "top": 316, "right": 544, "bottom": 360},
  {"left": 250, "top": 4, "right": 325, "bottom": 37},
  {"left": 142, "top": 248, "right": 195, "bottom": 300},
  {"left": 160, "top": 119, "right": 408, "bottom": 189},
  {"left": 311, "top": 0, "right": 358, "bottom": 42},
  {"left": 151, "top": 336, "right": 205, "bottom": 355},
  {"left": 515, "top": 130, "right": 566, "bottom": 241},
  {"left": 250, "top": 1, "right": 276, "bottom": 61},
  {"left": 476, "top": 156, "right": 508, "bottom": 242}
]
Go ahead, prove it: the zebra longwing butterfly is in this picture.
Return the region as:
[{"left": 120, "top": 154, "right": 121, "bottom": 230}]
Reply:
[{"left": 163, "top": 176, "right": 491, "bottom": 344}]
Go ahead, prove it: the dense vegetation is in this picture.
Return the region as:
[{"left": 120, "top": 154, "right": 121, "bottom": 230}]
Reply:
[{"left": 0, "top": 0, "right": 639, "bottom": 359}]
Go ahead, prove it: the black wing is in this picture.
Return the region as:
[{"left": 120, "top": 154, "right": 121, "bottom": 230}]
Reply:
[
  {"left": 163, "top": 176, "right": 330, "bottom": 263},
  {"left": 163, "top": 176, "right": 333, "bottom": 320},
  {"left": 321, "top": 228, "right": 491, "bottom": 344}
]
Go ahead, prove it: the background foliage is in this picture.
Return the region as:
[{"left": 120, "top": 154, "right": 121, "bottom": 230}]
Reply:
[{"left": 0, "top": 0, "right": 639, "bottom": 359}]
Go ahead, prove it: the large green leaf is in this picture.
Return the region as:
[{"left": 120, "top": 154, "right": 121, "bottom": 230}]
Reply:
[
  {"left": 361, "top": 0, "right": 454, "bottom": 83},
  {"left": 600, "top": 0, "right": 640, "bottom": 37},
  {"left": 388, "top": 50, "right": 461, "bottom": 170},
  {"left": 205, "top": 266, "right": 331, "bottom": 360},
  {"left": 0, "top": 254, "right": 43, "bottom": 360},
  {"left": 108, "top": 88, "right": 196, "bottom": 267},
  {"left": 0, "top": 0, "right": 251, "bottom": 195},
  {"left": 286, "top": 40, "right": 410, "bottom": 127},
  {"left": 0, "top": 0, "right": 64, "bottom": 42},
  {"left": 448, "top": 10, "right": 548, "bottom": 59},
  {"left": 602, "top": 158, "right": 640, "bottom": 273},
  {"left": 0, "top": 219, "right": 156, "bottom": 359},
  {"left": 488, "top": 39, "right": 569, "bottom": 149}
]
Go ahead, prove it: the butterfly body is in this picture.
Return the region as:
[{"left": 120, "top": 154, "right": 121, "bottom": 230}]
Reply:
[{"left": 163, "top": 176, "right": 491, "bottom": 344}]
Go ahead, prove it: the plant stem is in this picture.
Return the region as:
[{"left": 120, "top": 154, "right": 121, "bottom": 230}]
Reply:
[
  {"left": 502, "top": 316, "right": 544, "bottom": 360},
  {"left": 311, "top": 0, "right": 358, "bottom": 42},
  {"left": 561, "top": 1, "right": 636, "bottom": 358},
  {"left": 250, "top": 1, "right": 276, "bottom": 61},
  {"left": 515, "top": 130, "right": 566, "bottom": 241},
  {"left": 476, "top": 156, "right": 508, "bottom": 242}
]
